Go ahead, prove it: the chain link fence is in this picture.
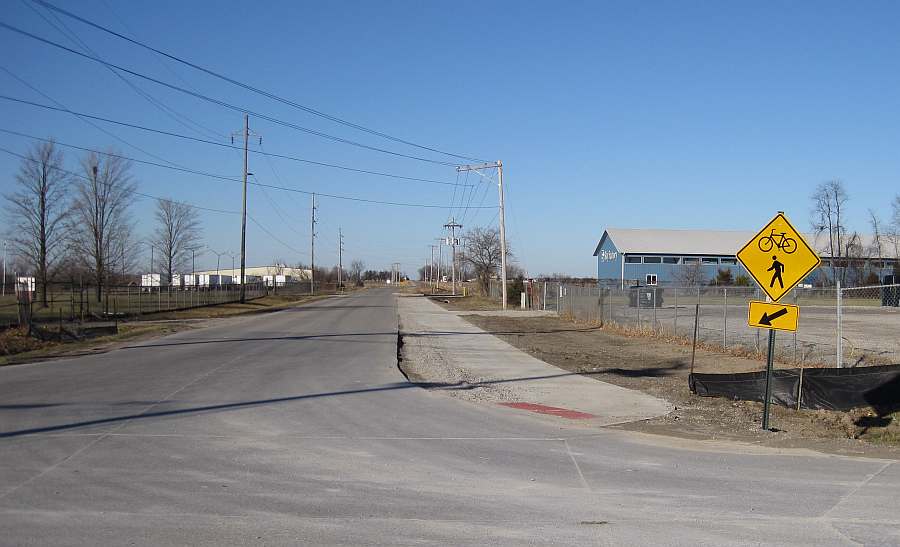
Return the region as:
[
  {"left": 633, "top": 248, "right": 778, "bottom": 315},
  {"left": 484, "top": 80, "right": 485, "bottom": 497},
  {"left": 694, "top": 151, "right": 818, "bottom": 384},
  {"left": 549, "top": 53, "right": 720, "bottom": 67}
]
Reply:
[
  {"left": 552, "top": 284, "right": 900, "bottom": 368},
  {"left": 0, "top": 281, "right": 268, "bottom": 328}
]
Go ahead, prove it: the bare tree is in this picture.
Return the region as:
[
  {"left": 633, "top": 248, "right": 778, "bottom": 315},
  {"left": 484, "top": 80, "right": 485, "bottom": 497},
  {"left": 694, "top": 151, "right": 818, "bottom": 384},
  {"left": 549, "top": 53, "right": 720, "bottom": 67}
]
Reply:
[
  {"left": 3, "top": 140, "right": 70, "bottom": 306},
  {"left": 811, "top": 180, "right": 848, "bottom": 283},
  {"left": 68, "top": 152, "right": 136, "bottom": 301},
  {"left": 151, "top": 198, "right": 202, "bottom": 284},
  {"left": 461, "top": 227, "right": 510, "bottom": 295},
  {"left": 270, "top": 261, "right": 286, "bottom": 276},
  {"left": 350, "top": 259, "right": 365, "bottom": 286},
  {"left": 886, "top": 196, "right": 900, "bottom": 273},
  {"left": 674, "top": 261, "right": 705, "bottom": 287},
  {"left": 869, "top": 209, "right": 884, "bottom": 258},
  {"left": 868, "top": 208, "right": 886, "bottom": 281}
]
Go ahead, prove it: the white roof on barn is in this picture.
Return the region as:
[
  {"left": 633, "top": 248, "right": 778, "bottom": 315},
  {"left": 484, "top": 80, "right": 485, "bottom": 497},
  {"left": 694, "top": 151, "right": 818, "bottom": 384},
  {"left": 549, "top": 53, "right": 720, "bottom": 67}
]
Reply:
[{"left": 594, "top": 228, "right": 900, "bottom": 260}]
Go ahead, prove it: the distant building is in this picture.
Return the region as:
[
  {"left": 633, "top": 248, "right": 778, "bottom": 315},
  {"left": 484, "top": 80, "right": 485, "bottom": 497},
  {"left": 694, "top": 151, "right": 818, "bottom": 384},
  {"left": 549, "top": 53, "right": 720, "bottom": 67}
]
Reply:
[
  {"left": 192, "top": 265, "right": 311, "bottom": 281},
  {"left": 594, "top": 228, "right": 898, "bottom": 288}
]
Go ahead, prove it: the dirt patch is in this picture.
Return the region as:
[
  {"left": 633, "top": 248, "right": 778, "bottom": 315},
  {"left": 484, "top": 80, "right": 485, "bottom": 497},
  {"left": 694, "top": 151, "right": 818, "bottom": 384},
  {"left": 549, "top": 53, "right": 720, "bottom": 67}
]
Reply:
[
  {"left": 0, "top": 321, "right": 198, "bottom": 366},
  {"left": 462, "top": 314, "right": 900, "bottom": 458}
]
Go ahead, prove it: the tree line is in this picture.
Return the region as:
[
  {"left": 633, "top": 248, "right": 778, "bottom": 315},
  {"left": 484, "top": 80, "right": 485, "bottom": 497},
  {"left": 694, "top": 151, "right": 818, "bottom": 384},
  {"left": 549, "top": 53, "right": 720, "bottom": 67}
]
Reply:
[
  {"left": 3, "top": 140, "right": 201, "bottom": 305},
  {"left": 811, "top": 179, "right": 900, "bottom": 286}
]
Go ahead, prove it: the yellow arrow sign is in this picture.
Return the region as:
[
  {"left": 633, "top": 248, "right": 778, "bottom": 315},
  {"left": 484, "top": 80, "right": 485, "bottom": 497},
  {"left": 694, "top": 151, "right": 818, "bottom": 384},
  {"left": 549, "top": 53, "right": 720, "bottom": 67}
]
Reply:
[
  {"left": 736, "top": 212, "right": 821, "bottom": 302},
  {"left": 747, "top": 300, "right": 799, "bottom": 332}
]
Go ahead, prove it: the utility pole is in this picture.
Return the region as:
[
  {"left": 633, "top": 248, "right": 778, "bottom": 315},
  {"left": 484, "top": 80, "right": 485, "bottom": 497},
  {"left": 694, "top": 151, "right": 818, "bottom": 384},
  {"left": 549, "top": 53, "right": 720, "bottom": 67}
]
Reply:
[
  {"left": 338, "top": 228, "right": 344, "bottom": 291},
  {"left": 310, "top": 193, "right": 317, "bottom": 294},
  {"left": 238, "top": 114, "right": 249, "bottom": 301},
  {"left": 429, "top": 244, "right": 437, "bottom": 293},
  {"left": 435, "top": 238, "right": 444, "bottom": 292},
  {"left": 2, "top": 240, "right": 7, "bottom": 296},
  {"left": 232, "top": 114, "right": 261, "bottom": 302},
  {"left": 456, "top": 161, "right": 506, "bottom": 308},
  {"left": 443, "top": 218, "right": 462, "bottom": 295}
]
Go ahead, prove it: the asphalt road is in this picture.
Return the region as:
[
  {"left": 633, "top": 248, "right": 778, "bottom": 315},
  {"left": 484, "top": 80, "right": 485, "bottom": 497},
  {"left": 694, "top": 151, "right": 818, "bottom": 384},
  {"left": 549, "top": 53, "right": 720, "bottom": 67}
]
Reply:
[{"left": 1, "top": 289, "right": 897, "bottom": 546}]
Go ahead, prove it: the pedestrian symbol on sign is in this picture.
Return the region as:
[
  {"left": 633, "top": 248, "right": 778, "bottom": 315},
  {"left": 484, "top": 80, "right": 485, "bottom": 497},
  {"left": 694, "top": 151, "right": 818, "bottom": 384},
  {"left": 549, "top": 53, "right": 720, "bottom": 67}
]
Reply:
[{"left": 767, "top": 255, "right": 785, "bottom": 289}]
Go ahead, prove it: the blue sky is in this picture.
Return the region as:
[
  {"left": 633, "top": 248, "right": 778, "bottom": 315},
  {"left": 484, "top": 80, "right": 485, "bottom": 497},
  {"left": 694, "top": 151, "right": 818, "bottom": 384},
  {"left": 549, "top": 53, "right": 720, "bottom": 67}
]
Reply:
[{"left": 2, "top": 1, "right": 899, "bottom": 276}]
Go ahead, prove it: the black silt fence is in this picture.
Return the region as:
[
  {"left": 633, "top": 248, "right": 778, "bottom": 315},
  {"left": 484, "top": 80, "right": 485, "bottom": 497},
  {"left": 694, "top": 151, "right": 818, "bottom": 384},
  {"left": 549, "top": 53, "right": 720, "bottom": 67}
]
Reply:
[{"left": 689, "top": 364, "right": 900, "bottom": 412}]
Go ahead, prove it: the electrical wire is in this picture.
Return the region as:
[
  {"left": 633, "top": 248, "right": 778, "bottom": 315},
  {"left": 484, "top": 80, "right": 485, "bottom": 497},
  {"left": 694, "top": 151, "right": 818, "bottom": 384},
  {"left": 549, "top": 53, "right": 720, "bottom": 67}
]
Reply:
[
  {"left": 248, "top": 215, "right": 305, "bottom": 256},
  {"left": 0, "top": 65, "right": 195, "bottom": 171},
  {"left": 96, "top": 0, "right": 228, "bottom": 139},
  {"left": 0, "top": 95, "right": 468, "bottom": 187},
  {"left": 23, "top": 0, "right": 223, "bottom": 142},
  {"left": 0, "top": 129, "right": 499, "bottom": 210},
  {"left": 30, "top": 0, "right": 486, "bottom": 163},
  {"left": 0, "top": 21, "right": 462, "bottom": 166},
  {"left": 0, "top": 144, "right": 238, "bottom": 215}
]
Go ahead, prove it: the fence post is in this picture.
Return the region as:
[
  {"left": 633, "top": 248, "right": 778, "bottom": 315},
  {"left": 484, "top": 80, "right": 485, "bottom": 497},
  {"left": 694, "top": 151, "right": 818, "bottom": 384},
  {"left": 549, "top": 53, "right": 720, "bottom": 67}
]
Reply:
[
  {"left": 597, "top": 287, "right": 603, "bottom": 326},
  {"left": 690, "top": 303, "right": 700, "bottom": 376},
  {"left": 723, "top": 288, "right": 727, "bottom": 349},
  {"left": 793, "top": 289, "right": 798, "bottom": 364},
  {"left": 836, "top": 279, "right": 842, "bottom": 368},
  {"left": 652, "top": 287, "right": 658, "bottom": 332},
  {"left": 636, "top": 288, "right": 641, "bottom": 330},
  {"left": 674, "top": 288, "right": 678, "bottom": 336}
]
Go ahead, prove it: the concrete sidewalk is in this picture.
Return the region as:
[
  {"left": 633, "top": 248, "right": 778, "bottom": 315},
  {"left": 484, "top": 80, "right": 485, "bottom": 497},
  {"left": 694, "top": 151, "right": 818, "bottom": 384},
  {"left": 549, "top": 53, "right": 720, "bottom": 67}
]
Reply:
[{"left": 398, "top": 295, "right": 672, "bottom": 426}]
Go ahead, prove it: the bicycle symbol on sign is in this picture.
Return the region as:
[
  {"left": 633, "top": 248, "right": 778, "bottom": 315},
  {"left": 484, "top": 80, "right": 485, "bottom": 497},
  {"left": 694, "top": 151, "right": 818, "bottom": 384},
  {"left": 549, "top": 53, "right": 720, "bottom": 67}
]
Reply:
[{"left": 757, "top": 229, "right": 797, "bottom": 254}]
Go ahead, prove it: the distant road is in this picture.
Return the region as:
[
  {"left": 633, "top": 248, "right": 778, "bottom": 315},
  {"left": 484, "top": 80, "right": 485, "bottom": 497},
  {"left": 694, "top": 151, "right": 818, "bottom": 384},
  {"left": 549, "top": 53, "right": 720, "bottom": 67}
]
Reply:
[{"left": 0, "top": 289, "right": 896, "bottom": 545}]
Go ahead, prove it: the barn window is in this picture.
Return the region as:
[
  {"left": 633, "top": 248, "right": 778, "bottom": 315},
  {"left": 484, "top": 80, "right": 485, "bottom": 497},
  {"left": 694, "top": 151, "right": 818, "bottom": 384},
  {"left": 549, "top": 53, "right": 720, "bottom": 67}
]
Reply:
[
  {"left": 702, "top": 257, "right": 719, "bottom": 264},
  {"left": 625, "top": 256, "right": 641, "bottom": 264},
  {"left": 663, "top": 257, "right": 680, "bottom": 264},
  {"left": 642, "top": 256, "right": 662, "bottom": 264}
]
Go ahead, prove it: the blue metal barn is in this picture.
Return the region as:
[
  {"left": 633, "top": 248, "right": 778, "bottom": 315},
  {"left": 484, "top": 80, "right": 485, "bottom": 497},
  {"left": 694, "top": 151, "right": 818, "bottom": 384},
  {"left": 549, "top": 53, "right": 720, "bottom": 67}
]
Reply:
[{"left": 594, "top": 228, "right": 897, "bottom": 288}]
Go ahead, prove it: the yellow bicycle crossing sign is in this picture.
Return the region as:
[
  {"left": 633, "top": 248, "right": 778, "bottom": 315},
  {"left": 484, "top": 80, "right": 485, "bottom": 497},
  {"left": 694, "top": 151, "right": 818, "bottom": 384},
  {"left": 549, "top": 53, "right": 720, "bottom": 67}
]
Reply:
[{"left": 736, "top": 212, "right": 820, "bottom": 303}]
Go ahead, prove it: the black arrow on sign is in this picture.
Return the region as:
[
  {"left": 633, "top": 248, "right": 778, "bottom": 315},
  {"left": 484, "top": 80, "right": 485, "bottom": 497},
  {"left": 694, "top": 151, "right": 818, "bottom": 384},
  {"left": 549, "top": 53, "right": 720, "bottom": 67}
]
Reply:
[{"left": 759, "top": 307, "right": 788, "bottom": 326}]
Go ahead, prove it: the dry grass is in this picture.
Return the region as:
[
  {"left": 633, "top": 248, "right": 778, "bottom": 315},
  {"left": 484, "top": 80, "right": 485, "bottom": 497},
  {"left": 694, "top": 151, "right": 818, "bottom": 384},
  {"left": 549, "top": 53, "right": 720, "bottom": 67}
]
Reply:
[
  {"left": 463, "top": 313, "right": 900, "bottom": 455},
  {"left": 0, "top": 292, "right": 336, "bottom": 365}
]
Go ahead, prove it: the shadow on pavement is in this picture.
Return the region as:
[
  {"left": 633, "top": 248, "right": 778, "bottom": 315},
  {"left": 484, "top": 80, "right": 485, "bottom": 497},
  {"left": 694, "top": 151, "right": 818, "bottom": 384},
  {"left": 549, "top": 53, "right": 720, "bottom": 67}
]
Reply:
[{"left": 1, "top": 368, "right": 653, "bottom": 438}]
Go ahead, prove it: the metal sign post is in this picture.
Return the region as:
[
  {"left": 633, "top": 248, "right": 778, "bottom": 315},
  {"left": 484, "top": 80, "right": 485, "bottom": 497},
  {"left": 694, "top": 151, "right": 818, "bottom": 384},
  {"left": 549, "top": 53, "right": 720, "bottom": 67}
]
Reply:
[{"left": 762, "top": 329, "right": 776, "bottom": 430}]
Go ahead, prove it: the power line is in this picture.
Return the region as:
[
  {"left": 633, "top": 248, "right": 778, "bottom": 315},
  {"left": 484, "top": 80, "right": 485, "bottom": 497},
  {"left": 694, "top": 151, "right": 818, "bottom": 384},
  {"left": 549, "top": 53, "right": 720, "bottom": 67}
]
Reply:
[
  {"left": 0, "top": 21, "right": 461, "bottom": 166},
  {"left": 0, "top": 95, "right": 468, "bottom": 188},
  {"left": 30, "top": 0, "right": 485, "bottom": 163},
  {"left": 0, "top": 65, "right": 193, "bottom": 171},
  {"left": 95, "top": 0, "right": 227, "bottom": 139},
  {"left": 23, "top": 0, "right": 223, "bottom": 142},
  {"left": 0, "top": 144, "right": 238, "bottom": 215},
  {"left": 0, "top": 127, "right": 240, "bottom": 180},
  {"left": 248, "top": 215, "right": 305, "bottom": 256},
  {"left": 0, "top": 129, "right": 498, "bottom": 210}
]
